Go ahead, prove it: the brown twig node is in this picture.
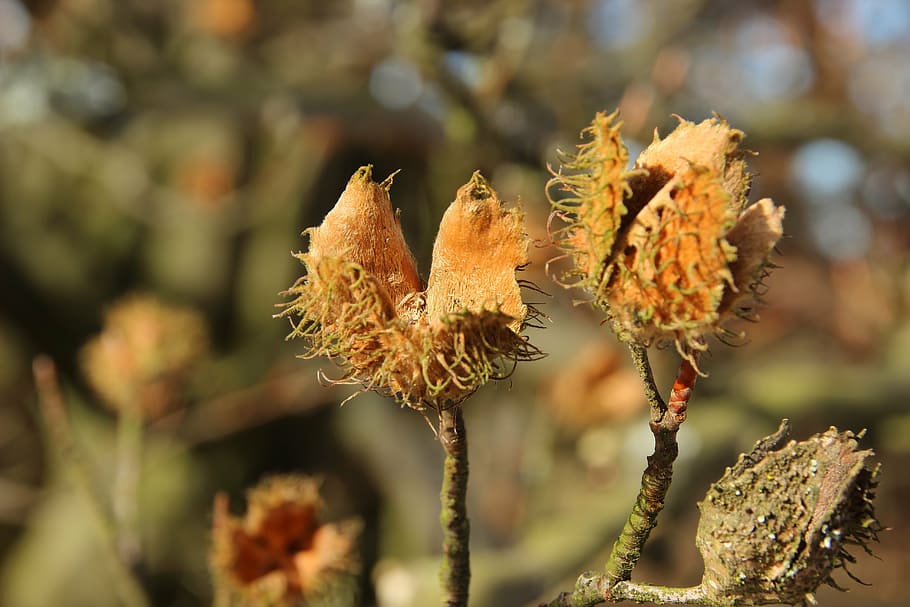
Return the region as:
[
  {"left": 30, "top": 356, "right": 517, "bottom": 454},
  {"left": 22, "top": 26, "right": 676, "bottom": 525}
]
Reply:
[{"left": 667, "top": 356, "right": 698, "bottom": 424}]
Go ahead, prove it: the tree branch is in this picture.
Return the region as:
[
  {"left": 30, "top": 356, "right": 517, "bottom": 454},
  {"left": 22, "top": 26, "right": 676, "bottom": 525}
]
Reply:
[
  {"left": 33, "top": 356, "right": 152, "bottom": 607},
  {"left": 540, "top": 346, "right": 701, "bottom": 606},
  {"left": 540, "top": 576, "right": 712, "bottom": 607},
  {"left": 610, "top": 580, "right": 708, "bottom": 605},
  {"left": 602, "top": 346, "right": 697, "bottom": 591}
]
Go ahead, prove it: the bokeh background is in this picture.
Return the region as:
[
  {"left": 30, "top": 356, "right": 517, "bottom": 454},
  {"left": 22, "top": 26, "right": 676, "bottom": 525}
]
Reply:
[{"left": 1, "top": 0, "right": 908, "bottom": 606}]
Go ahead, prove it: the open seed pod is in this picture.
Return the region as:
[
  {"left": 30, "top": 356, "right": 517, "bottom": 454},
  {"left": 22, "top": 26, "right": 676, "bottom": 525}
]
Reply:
[
  {"left": 281, "top": 167, "right": 541, "bottom": 413},
  {"left": 80, "top": 294, "right": 209, "bottom": 419},
  {"left": 549, "top": 112, "right": 784, "bottom": 364},
  {"left": 210, "top": 476, "right": 359, "bottom": 607}
]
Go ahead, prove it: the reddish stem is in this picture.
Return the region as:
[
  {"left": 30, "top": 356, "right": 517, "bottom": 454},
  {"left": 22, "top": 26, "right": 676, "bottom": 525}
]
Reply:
[{"left": 667, "top": 357, "right": 698, "bottom": 424}]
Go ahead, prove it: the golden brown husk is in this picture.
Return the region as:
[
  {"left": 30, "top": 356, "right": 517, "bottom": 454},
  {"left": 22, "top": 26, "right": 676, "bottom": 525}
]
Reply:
[
  {"left": 282, "top": 167, "right": 540, "bottom": 412},
  {"left": 549, "top": 113, "right": 785, "bottom": 360},
  {"left": 427, "top": 171, "right": 528, "bottom": 330},
  {"left": 307, "top": 165, "right": 421, "bottom": 311}
]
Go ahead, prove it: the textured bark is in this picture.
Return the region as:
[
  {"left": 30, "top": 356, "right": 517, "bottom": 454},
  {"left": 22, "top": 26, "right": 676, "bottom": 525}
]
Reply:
[
  {"left": 602, "top": 346, "right": 697, "bottom": 593},
  {"left": 439, "top": 406, "right": 470, "bottom": 607}
]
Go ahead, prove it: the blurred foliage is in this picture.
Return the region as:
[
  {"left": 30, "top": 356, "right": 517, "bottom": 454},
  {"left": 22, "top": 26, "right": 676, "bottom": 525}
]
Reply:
[{"left": 0, "top": 1, "right": 908, "bottom": 606}]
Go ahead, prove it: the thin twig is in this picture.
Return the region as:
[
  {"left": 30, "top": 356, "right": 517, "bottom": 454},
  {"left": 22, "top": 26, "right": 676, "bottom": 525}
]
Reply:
[
  {"left": 628, "top": 343, "right": 666, "bottom": 413},
  {"left": 539, "top": 576, "right": 713, "bottom": 607},
  {"left": 610, "top": 580, "right": 708, "bottom": 605},
  {"left": 541, "top": 346, "right": 700, "bottom": 606},
  {"left": 113, "top": 409, "right": 144, "bottom": 568},
  {"left": 33, "top": 356, "right": 109, "bottom": 515},
  {"left": 602, "top": 346, "right": 697, "bottom": 591},
  {"left": 33, "top": 356, "right": 152, "bottom": 607},
  {"left": 438, "top": 405, "right": 470, "bottom": 607},
  {"left": 153, "top": 368, "right": 336, "bottom": 446}
]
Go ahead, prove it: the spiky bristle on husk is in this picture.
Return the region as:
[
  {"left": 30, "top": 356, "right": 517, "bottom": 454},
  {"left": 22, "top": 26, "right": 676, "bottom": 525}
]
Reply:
[
  {"left": 548, "top": 111, "right": 633, "bottom": 291},
  {"left": 281, "top": 255, "right": 541, "bottom": 411}
]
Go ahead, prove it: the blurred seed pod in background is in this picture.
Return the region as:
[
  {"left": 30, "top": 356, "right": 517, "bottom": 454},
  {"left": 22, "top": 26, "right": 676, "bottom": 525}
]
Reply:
[
  {"left": 80, "top": 294, "right": 209, "bottom": 420},
  {"left": 210, "top": 475, "right": 360, "bottom": 607}
]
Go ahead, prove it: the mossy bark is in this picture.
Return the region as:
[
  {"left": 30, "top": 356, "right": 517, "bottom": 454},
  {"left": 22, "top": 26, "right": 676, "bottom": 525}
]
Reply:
[{"left": 602, "top": 346, "right": 695, "bottom": 592}]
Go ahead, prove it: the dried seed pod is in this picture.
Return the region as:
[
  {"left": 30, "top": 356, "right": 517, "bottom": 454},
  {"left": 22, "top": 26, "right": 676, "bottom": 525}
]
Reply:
[
  {"left": 606, "top": 164, "right": 737, "bottom": 352},
  {"left": 549, "top": 112, "right": 785, "bottom": 362},
  {"left": 80, "top": 294, "right": 208, "bottom": 419},
  {"left": 548, "top": 111, "right": 632, "bottom": 291},
  {"left": 281, "top": 168, "right": 541, "bottom": 413},
  {"left": 696, "top": 422, "right": 881, "bottom": 606},
  {"left": 543, "top": 340, "right": 644, "bottom": 430},
  {"left": 634, "top": 115, "right": 752, "bottom": 211},
  {"left": 427, "top": 171, "right": 528, "bottom": 330},
  {"left": 210, "top": 475, "right": 359, "bottom": 607},
  {"left": 721, "top": 198, "right": 786, "bottom": 317},
  {"left": 307, "top": 165, "right": 422, "bottom": 312}
]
